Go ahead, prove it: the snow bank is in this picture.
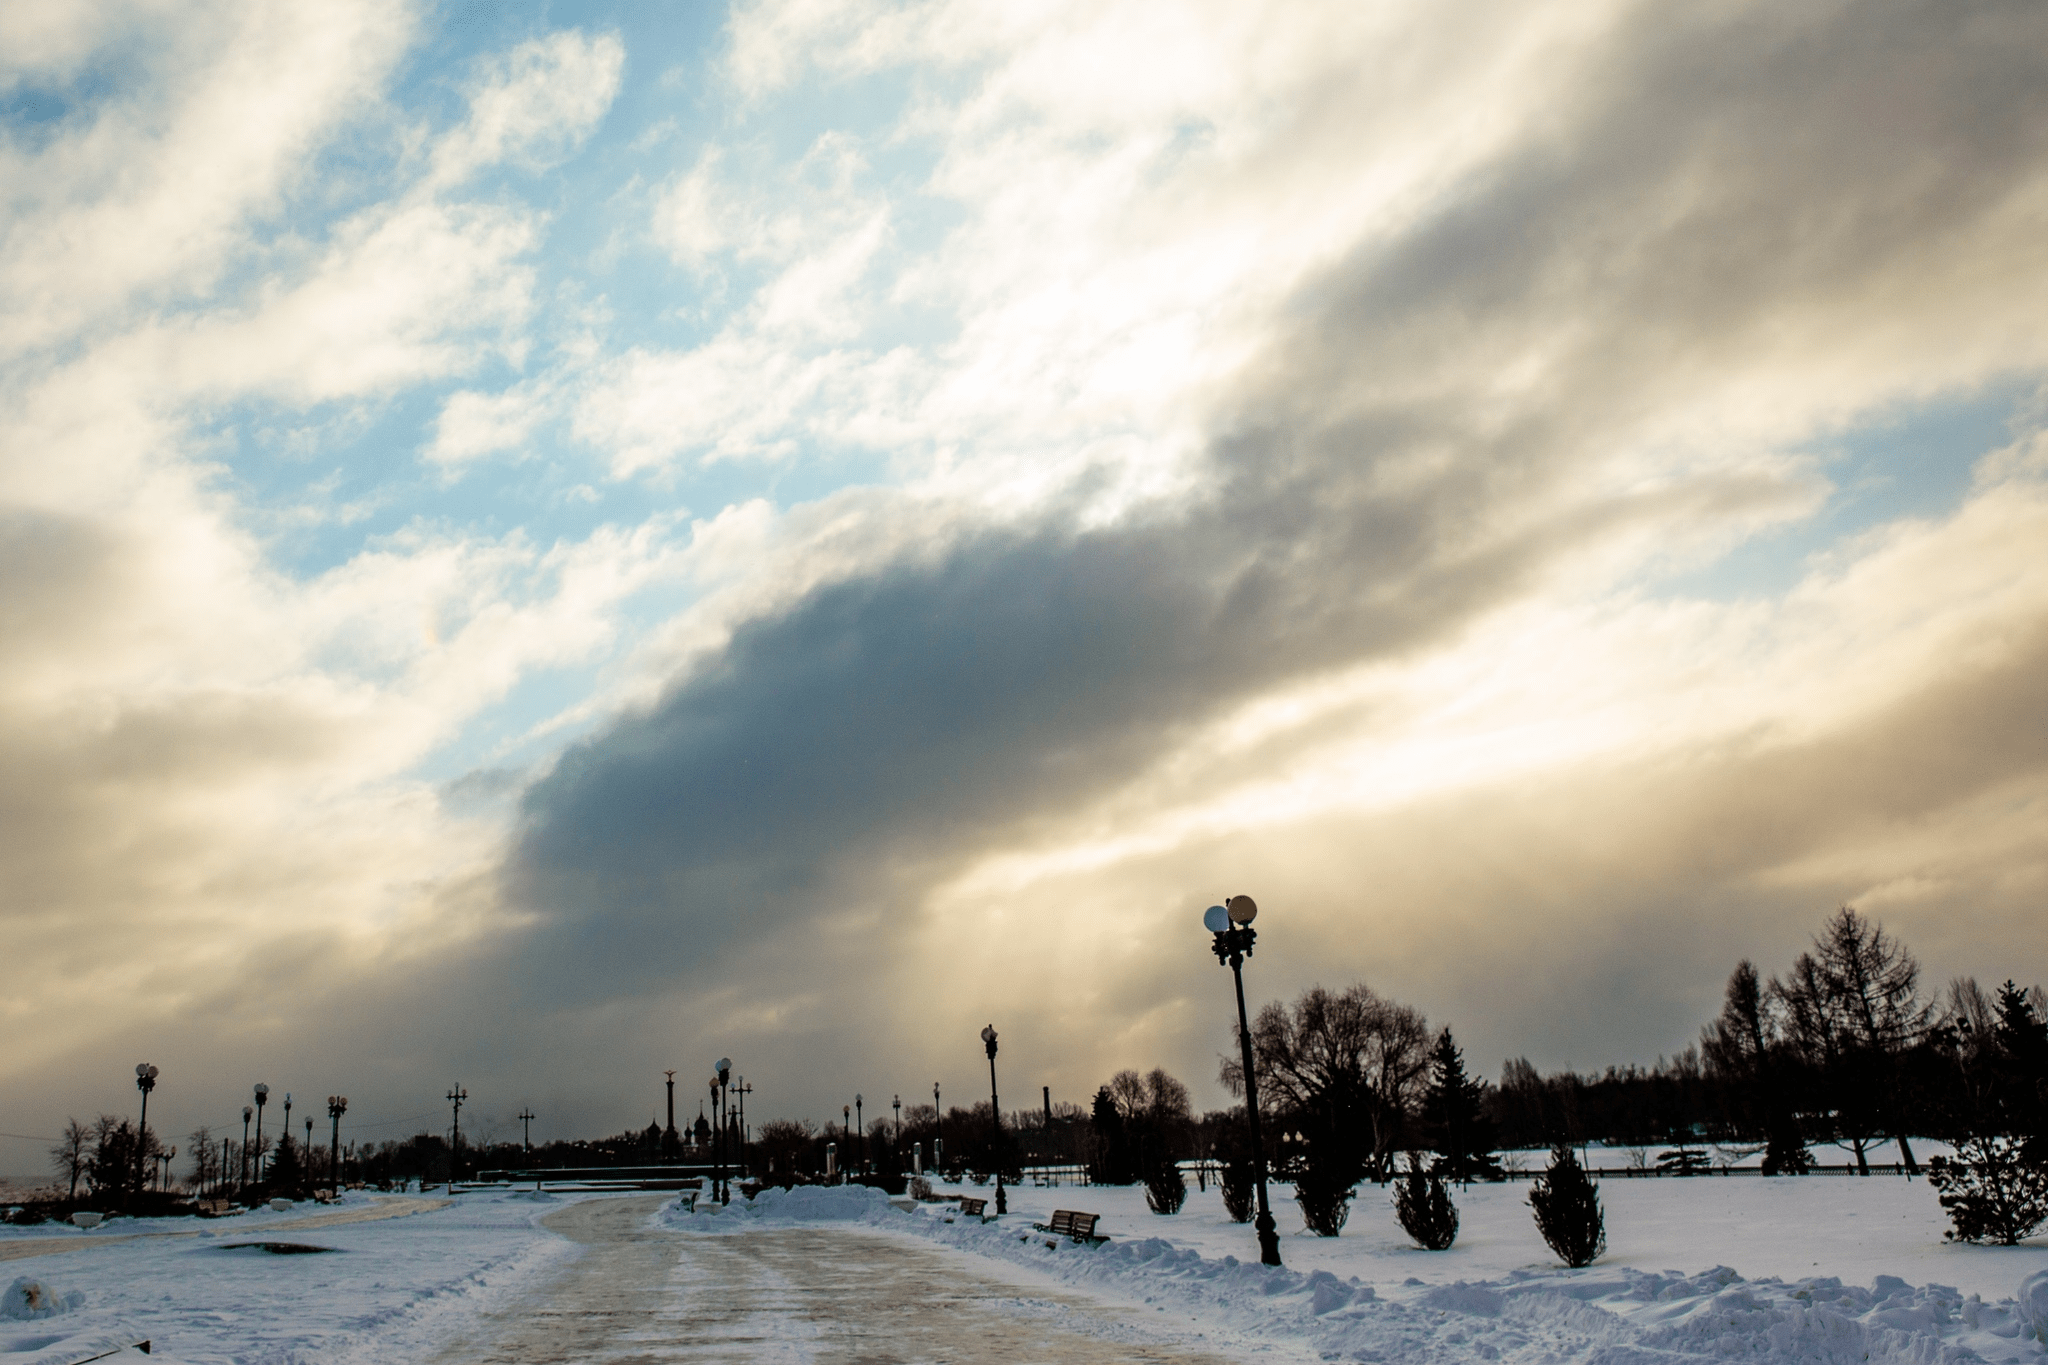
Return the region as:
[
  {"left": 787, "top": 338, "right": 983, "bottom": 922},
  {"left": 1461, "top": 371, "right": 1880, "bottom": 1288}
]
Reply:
[
  {"left": 662, "top": 1185, "right": 2048, "bottom": 1363},
  {"left": 908, "top": 1216, "right": 2048, "bottom": 1364},
  {"left": 659, "top": 1183, "right": 892, "bottom": 1229},
  {"left": 2, "top": 1277, "right": 82, "bottom": 1320}
]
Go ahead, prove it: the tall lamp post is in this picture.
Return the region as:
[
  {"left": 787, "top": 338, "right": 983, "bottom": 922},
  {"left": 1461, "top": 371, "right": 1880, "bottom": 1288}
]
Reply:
[
  {"left": 252, "top": 1084, "right": 269, "bottom": 1182},
  {"left": 518, "top": 1107, "right": 536, "bottom": 1157},
  {"left": 664, "top": 1070, "right": 677, "bottom": 1159},
  {"left": 855, "top": 1095, "right": 865, "bottom": 1174},
  {"left": 933, "top": 1082, "right": 942, "bottom": 1174},
  {"left": 735, "top": 1079, "right": 751, "bottom": 1170},
  {"left": 282, "top": 1094, "right": 293, "bottom": 1164},
  {"left": 841, "top": 1104, "right": 851, "bottom": 1180},
  {"left": 240, "top": 1107, "right": 253, "bottom": 1192},
  {"left": 893, "top": 1095, "right": 901, "bottom": 1147},
  {"left": 713, "top": 1057, "right": 732, "bottom": 1202},
  {"left": 328, "top": 1097, "right": 347, "bottom": 1193},
  {"left": 447, "top": 1085, "right": 467, "bottom": 1192},
  {"left": 981, "top": 1025, "right": 1006, "bottom": 1216},
  {"left": 133, "top": 1063, "right": 158, "bottom": 1203},
  {"left": 1206, "top": 895, "right": 1281, "bottom": 1267}
]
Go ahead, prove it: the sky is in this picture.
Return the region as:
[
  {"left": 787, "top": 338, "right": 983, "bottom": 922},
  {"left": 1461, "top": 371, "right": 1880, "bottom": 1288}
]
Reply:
[{"left": 4, "top": 0, "right": 2048, "bottom": 1170}]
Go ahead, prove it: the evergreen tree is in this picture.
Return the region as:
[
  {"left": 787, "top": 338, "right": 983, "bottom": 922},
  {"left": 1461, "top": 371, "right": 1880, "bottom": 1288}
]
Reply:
[
  {"left": 266, "top": 1134, "right": 307, "bottom": 1198},
  {"left": 1529, "top": 1145, "right": 1605, "bottom": 1267},
  {"left": 1088, "top": 1087, "right": 1135, "bottom": 1184},
  {"left": 1219, "top": 1156, "right": 1255, "bottom": 1223},
  {"left": 1393, "top": 1153, "right": 1458, "bottom": 1249},
  {"left": 1421, "top": 1029, "right": 1500, "bottom": 1183},
  {"left": 1991, "top": 980, "right": 2048, "bottom": 1146}
]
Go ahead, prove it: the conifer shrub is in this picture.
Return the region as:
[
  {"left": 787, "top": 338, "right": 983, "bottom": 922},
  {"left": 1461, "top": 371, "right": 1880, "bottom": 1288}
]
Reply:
[
  {"left": 1294, "top": 1166, "right": 1354, "bottom": 1236},
  {"left": 1144, "top": 1159, "right": 1188, "bottom": 1214},
  {"left": 1928, "top": 1136, "right": 2048, "bottom": 1245},
  {"left": 1760, "top": 1114, "right": 1812, "bottom": 1175},
  {"left": 1529, "top": 1145, "right": 1605, "bottom": 1267},
  {"left": 1393, "top": 1155, "right": 1458, "bottom": 1250},
  {"left": 1220, "top": 1157, "right": 1255, "bottom": 1223}
]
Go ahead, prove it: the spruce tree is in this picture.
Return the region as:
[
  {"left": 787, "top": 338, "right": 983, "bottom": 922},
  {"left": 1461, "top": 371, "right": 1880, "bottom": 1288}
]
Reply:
[
  {"left": 1394, "top": 1153, "right": 1458, "bottom": 1249},
  {"left": 1421, "top": 1029, "right": 1501, "bottom": 1183},
  {"left": 1529, "top": 1145, "right": 1605, "bottom": 1267}
]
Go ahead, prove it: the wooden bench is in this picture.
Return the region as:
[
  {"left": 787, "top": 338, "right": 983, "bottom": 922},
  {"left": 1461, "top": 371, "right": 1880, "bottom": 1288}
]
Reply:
[
  {"left": 956, "top": 1196, "right": 988, "bottom": 1219},
  {"left": 1033, "top": 1208, "right": 1105, "bottom": 1245}
]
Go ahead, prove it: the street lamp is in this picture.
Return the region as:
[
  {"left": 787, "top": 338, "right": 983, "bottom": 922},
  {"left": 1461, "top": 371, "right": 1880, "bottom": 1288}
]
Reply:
[
  {"left": 133, "top": 1064, "right": 158, "bottom": 1203},
  {"left": 253, "top": 1084, "right": 269, "bottom": 1182},
  {"left": 713, "top": 1057, "right": 732, "bottom": 1202},
  {"left": 282, "top": 1093, "right": 293, "bottom": 1163},
  {"left": 982, "top": 1024, "right": 1006, "bottom": 1216},
  {"left": 855, "top": 1094, "right": 865, "bottom": 1174},
  {"left": 1206, "top": 894, "right": 1281, "bottom": 1267},
  {"left": 328, "top": 1097, "right": 348, "bottom": 1193},
  {"left": 841, "top": 1104, "right": 851, "bottom": 1180},
  {"left": 933, "top": 1082, "right": 943, "bottom": 1175},
  {"left": 518, "top": 1107, "right": 536, "bottom": 1157},
  {"left": 893, "top": 1094, "right": 901, "bottom": 1147},
  {"left": 446, "top": 1085, "right": 467, "bottom": 1192},
  {"left": 241, "top": 1106, "right": 253, "bottom": 1192}
]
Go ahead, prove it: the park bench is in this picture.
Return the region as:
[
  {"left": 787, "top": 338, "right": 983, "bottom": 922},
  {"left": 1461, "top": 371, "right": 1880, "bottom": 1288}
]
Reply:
[
  {"left": 1032, "top": 1209, "right": 1106, "bottom": 1246},
  {"left": 956, "top": 1195, "right": 989, "bottom": 1219}
]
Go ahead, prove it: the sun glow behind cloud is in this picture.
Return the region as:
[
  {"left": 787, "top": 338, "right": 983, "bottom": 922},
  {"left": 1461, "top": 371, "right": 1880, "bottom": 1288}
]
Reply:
[{"left": 3, "top": 0, "right": 2048, "bottom": 1159}]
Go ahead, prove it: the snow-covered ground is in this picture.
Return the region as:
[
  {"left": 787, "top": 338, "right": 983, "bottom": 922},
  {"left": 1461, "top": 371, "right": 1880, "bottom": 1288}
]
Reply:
[
  {"left": 0, "top": 1189, "right": 576, "bottom": 1365},
  {"left": 3, "top": 1173, "right": 2044, "bottom": 1363}
]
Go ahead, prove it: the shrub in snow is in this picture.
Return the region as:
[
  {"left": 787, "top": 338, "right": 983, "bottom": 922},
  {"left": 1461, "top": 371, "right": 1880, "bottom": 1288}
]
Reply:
[
  {"left": 1219, "top": 1157, "right": 1255, "bottom": 1223},
  {"left": 1529, "top": 1144, "right": 1605, "bottom": 1267},
  {"left": 1393, "top": 1155, "right": 1457, "bottom": 1250},
  {"left": 1143, "top": 1160, "right": 1187, "bottom": 1214},
  {"left": 1294, "top": 1166, "right": 1353, "bottom": 1236},
  {"left": 1760, "top": 1113, "right": 1812, "bottom": 1174},
  {"left": 1927, "top": 1135, "right": 2048, "bottom": 1245}
]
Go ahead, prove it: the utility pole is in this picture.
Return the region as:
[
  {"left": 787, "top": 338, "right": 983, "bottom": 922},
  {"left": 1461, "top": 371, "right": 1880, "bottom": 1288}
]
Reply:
[{"left": 518, "top": 1107, "right": 536, "bottom": 1157}]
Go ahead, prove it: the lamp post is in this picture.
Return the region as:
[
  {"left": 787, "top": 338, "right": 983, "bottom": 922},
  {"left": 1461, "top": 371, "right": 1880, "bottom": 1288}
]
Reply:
[
  {"left": 304, "top": 1117, "right": 314, "bottom": 1182},
  {"left": 855, "top": 1095, "right": 865, "bottom": 1174},
  {"left": 981, "top": 1025, "right": 1006, "bottom": 1216},
  {"left": 933, "top": 1082, "right": 942, "bottom": 1174},
  {"left": 328, "top": 1097, "right": 347, "bottom": 1193},
  {"left": 893, "top": 1094, "right": 901, "bottom": 1148},
  {"left": 841, "top": 1104, "right": 851, "bottom": 1180},
  {"left": 664, "top": 1071, "right": 677, "bottom": 1160},
  {"left": 1206, "top": 894, "right": 1281, "bottom": 1267},
  {"left": 282, "top": 1094, "right": 292, "bottom": 1162},
  {"left": 713, "top": 1058, "right": 732, "bottom": 1202},
  {"left": 736, "top": 1079, "right": 751, "bottom": 1170},
  {"left": 133, "top": 1063, "right": 158, "bottom": 1203},
  {"left": 253, "top": 1084, "right": 269, "bottom": 1182},
  {"left": 518, "top": 1107, "right": 536, "bottom": 1157},
  {"left": 240, "top": 1107, "right": 253, "bottom": 1192},
  {"left": 446, "top": 1085, "right": 467, "bottom": 1192}
]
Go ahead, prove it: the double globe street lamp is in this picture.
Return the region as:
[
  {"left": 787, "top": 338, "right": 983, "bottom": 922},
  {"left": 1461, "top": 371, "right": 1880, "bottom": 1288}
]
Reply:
[
  {"left": 982, "top": 1024, "right": 1007, "bottom": 1216},
  {"left": 1206, "top": 894, "right": 1282, "bottom": 1267},
  {"left": 133, "top": 1064, "right": 159, "bottom": 1202}
]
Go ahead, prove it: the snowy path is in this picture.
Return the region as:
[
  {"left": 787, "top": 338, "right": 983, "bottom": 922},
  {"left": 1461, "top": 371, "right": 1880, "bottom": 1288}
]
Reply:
[
  {"left": 0, "top": 1196, "right": 452, "bottom": 1263},
  {"left": 430, "top": 1195, "right": 1263, "bottom": 1365}
]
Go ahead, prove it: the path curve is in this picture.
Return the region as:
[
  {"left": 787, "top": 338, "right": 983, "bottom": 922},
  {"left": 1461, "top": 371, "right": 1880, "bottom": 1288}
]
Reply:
[{"left": 431, "top": 1195, "right": 1249, "bottom": 1365}]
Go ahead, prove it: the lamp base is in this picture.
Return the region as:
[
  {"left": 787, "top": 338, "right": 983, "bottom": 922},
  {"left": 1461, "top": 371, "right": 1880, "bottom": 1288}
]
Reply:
[{"left": 1254, "top": 1210, "right": 1282, "bottom": 1267}]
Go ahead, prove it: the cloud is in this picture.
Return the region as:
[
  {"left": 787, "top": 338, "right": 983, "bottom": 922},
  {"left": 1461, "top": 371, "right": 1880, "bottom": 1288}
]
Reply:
[{"left": 491, "top": 0, "right": 2048, "bottom": 1113}]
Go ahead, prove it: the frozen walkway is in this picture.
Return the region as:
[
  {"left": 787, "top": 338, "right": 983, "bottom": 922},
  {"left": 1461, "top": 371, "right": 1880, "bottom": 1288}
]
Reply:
[{"left": 432, "top": 1194, "right": 1252, "bottom": 1365}]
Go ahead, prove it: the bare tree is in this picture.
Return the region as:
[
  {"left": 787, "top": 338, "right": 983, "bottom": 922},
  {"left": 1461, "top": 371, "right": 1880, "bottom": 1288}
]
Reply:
[
  {"left": 49, "top": 1119, "right": 90, "bottom": 1199},
  {"left": 1774, "top": 906, "right": 1933, "bottom": 1173},
  {"left": 1224, "top": 982, "right": 1432, "bottom": 1181}
]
